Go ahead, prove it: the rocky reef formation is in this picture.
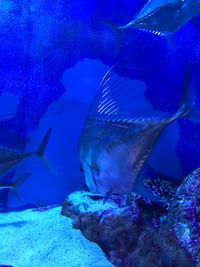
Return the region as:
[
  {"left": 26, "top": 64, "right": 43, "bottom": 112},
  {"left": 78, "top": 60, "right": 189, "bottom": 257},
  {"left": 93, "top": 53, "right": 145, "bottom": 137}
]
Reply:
[
  {"left": 62, "top": 168, "right": 200, "bottom": 267},
  {"left": 168, "top": 168, "right": 200, "bottom": 265}
]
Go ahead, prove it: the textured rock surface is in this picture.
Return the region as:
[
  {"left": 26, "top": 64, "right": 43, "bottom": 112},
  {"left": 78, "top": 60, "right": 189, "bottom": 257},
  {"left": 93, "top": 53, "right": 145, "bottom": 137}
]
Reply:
[
  {"left": 62, "top": 191, "right": 195, "bottom": 266},
  {"left": 62, "top": 192, "right": 142, "bottom": 262},
  {"left": 169, "top": 168, "right": 200, "bottom": 264}
]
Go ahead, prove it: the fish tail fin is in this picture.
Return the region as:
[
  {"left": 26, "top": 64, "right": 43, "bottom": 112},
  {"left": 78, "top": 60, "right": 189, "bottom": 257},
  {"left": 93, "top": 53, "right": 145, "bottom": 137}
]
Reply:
[
  {"left": 172, "top": 103, "right": 191, "bottom": 121},
  {"left": 102, "top": 20, "right": 123, "bottom": 55},
  {"left": 35, "top": 129, "right": 57, "bottom": 174},
  {"left": 11, "top": 172, "right": 31, "bottom": 202},
  {"left": 103, "top": 20, "right": 124, "bottom": 34},
  {"left": 12, "top": 172, "right": 31, "bottom": 188},
  {"left": 12, "top": 190, "right": 22, "bottom": 202},
  {"left": 172, "top": 64, "right": 199, "bottom": 122},
  {"left": 192, "top": 17, "right": 200, "bottom": 32}
]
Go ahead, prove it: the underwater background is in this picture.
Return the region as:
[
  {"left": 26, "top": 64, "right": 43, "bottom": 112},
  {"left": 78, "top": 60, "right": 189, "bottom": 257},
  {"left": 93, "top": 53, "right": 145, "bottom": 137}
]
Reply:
[
  {"left": 0, "top": 0, "right": 200, "bottom": 209},
  {"left": 2, "top": 1, "right": 200, "bottom": 267}
]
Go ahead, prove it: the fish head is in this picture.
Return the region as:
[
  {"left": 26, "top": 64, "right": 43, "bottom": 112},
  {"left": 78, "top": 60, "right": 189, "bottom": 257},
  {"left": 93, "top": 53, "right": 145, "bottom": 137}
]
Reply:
[
  {"left": 131, "top": 0, "right": 200, "bottom": 34},
  {"left": 179, "top": 0, "right": 200, "bottom": 21},
  {"left": 79, "top": 137, "right": 112, "bottom": 194},
  {"left": 80, "top": 136, "right": 138, "bottom": 195}
]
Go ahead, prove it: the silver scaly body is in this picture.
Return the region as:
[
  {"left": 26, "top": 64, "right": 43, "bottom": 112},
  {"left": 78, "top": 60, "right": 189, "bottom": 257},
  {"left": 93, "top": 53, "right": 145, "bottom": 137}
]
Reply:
[
  {"left": 79, "top": 66, "right": 193, "bottom": 195},
  {"left": 119, "top": 0, "right": 200, "bottom": 35}
]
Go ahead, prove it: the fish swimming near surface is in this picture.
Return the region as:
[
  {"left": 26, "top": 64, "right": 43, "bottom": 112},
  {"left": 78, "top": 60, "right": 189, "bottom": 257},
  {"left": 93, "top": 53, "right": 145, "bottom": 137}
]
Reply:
[
  {"left": 79, "top": 65, "right": 196, "bottom": 196},
  {"left": 117, "top": 0, "right": 200, "bottom": 35},
  {"left": 0, "top": 128, "right": 53, "bottom": 176}
]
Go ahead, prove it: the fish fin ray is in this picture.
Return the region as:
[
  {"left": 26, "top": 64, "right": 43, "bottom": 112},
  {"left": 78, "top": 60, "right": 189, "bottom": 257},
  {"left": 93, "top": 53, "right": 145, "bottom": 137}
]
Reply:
[
  {"left": 88, "top": 114, "right": 167, "bottom": 129},
  {"left": 88, "top": 67, "right": 147, "bottom": 123},
  {"left": 88, "top": 67, "right": 169, "bottom": 126},
  {"left": 9, "top": 173, "right": 31, "bottom": 202},
  {"left": 82, "top": 160, "right": 98, "bottom": 193},
  {"left": 88, "top": 67, "right": 120, "bottom": 119},
  {"left": 35, "top": 129, "right": 57, "bottom": 174},
  {"left": 12, "top": 172, "right": 31, "bottom": 188}
]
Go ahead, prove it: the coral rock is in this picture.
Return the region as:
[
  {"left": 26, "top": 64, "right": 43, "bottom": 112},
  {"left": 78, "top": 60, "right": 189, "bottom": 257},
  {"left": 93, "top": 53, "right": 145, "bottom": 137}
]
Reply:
[
  {"left": 62, "top": 191, "right": 194, "bottom": 266},
  {"left": 169, "top": 168, "right": 200, "bottom": 264}
]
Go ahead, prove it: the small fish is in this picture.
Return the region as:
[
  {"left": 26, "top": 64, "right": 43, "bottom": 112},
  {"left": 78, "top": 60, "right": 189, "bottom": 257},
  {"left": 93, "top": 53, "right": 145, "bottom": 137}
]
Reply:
[
  {"left": 79, "top": 65, "right": 196, "bottom": 195},
  {"left": 118, "top": 0, "right": 200, "bottom": 35},
  {"left": 0, "top": 128, "right": 53, "bottom": 176}
]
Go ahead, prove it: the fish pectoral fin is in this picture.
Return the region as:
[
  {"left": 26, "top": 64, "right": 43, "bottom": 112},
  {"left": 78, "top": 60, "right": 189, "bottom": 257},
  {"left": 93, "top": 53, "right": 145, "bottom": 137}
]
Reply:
[{"left": 132, "top": 148, "right": 154, "bottom": 186}]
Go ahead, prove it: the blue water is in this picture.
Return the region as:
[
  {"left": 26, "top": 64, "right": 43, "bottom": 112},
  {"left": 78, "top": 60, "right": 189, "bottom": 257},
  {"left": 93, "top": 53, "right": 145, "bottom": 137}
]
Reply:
[{"left": 0, "top": 0, "right": 200, "bottom": 209}]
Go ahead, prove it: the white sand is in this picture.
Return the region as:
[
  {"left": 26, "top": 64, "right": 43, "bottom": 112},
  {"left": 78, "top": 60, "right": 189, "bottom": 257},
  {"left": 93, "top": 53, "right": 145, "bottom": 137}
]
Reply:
[{"left": 0, "top": 206, "right": 113, "bottom": 267}]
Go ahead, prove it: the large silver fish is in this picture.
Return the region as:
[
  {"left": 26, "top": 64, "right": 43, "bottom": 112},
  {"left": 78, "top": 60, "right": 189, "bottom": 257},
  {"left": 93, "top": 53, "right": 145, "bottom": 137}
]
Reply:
[
  {"left": 118, "top": 0, "right": 200, "bottom": 35},
  {"left": 79, "top": 66, "right": 194, "bottom": 195},
  {"left": 0, "top": 128, "right": 52, "bottom": 176}
]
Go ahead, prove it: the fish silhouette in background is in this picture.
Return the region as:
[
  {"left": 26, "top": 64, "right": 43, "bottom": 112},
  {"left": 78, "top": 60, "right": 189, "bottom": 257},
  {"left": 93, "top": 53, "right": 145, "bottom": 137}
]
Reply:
[
  {"left": 117, "top": 0, "right": 200, "bottom": 35},
  {"left": 0, "top": 172, "right": 31, "bottom": 201},
  {"left": 0, "top": 128, "right": 53, "bottom": 177},
  {"left": 79, "top": 65, "right": 196, "bottom": 196}
]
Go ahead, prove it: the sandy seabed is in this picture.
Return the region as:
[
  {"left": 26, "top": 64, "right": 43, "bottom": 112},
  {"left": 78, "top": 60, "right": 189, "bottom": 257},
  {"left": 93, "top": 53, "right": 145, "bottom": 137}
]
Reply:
[{"left": 0, "top": 206, "right": 113, "bottom": 267}]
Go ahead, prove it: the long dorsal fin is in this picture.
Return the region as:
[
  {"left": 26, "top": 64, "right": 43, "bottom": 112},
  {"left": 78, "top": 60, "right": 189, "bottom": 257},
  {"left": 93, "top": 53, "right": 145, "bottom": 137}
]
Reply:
[
  {"left": 88, "top": 66, "right": 146, "bottom": 123},
  {"left": 88, "top": 66, "right": 119, "bottom": 118},
  {"left": 87, "top": 67, "right": 167, "bottom": 127}
]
